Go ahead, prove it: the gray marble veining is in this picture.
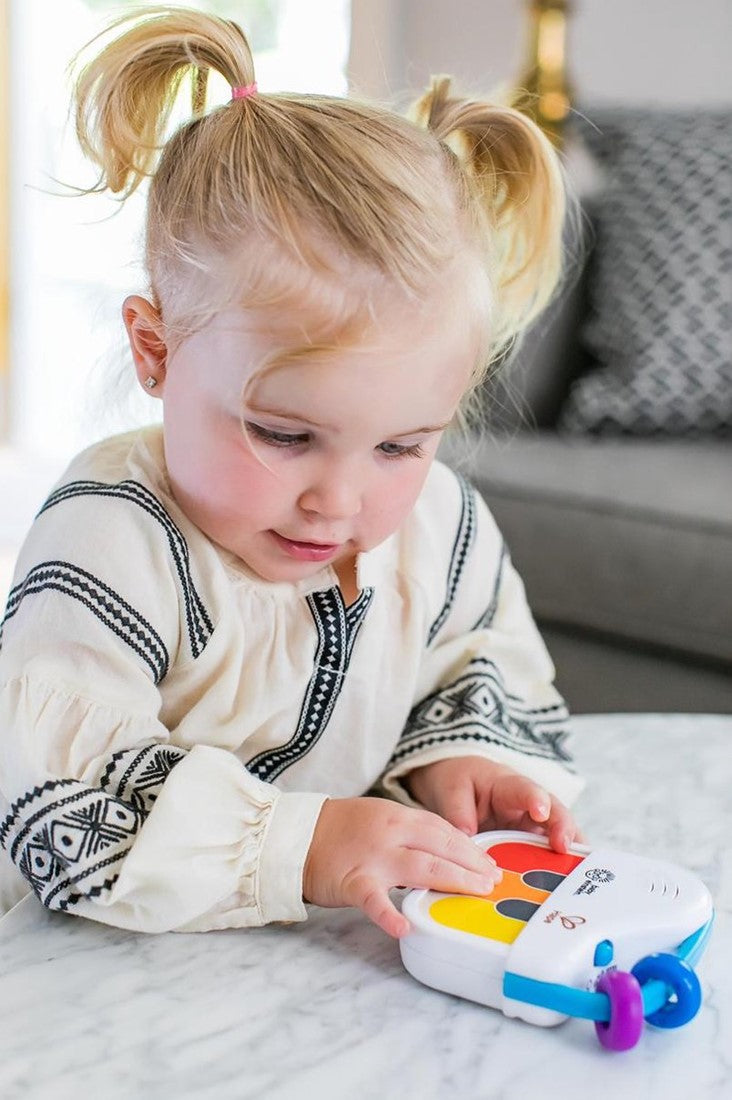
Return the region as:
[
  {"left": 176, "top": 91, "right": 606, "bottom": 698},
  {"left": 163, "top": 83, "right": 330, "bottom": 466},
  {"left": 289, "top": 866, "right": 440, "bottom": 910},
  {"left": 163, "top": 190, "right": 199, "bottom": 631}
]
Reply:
[{"left": 1, "top": 713, "right": 730, "bottom": 1099}]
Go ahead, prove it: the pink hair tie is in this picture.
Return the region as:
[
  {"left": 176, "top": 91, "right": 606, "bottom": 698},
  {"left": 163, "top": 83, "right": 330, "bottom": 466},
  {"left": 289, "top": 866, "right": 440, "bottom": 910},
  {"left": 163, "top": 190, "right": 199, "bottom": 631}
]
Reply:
[{"left": 231, "top": 82, "right": 258, "bottom": 100}]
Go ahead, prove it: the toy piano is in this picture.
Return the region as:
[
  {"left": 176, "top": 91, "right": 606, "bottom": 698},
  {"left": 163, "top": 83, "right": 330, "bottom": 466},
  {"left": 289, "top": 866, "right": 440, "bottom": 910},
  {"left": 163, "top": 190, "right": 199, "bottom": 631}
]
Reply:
[{"left": 399, "top": 830, "right": 713, "bottom": 1051}]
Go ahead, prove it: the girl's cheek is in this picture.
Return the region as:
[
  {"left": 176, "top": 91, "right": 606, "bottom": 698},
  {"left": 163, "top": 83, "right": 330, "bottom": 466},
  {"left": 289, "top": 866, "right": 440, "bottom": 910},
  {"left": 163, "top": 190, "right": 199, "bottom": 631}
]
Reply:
[
  {"left": 235, "top": 447, "right": 298, "bottom": 499},
  {"left": 373, "top": 469, "right": 427, "bottom": 528}
]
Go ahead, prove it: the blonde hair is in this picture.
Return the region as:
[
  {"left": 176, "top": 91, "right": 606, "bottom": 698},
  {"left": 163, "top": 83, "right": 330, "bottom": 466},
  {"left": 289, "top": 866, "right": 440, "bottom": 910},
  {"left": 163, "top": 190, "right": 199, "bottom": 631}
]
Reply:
[{"left": 72, "top": 5, "right": 570, "bottom": 403}]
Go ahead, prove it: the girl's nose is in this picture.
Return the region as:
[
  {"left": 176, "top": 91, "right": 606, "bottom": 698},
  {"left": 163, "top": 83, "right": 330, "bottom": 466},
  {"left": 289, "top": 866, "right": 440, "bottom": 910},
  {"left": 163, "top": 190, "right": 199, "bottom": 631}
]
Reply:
[{"left": 297, "top": 467, "right": 362, "bottom": 521}]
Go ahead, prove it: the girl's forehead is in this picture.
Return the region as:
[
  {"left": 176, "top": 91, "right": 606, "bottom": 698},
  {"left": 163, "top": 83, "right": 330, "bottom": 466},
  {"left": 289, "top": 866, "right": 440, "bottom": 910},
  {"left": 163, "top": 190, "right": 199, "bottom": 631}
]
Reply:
[
  {"left": 250, "top": 304, "right": 478, "bottom": 425},
  {"left": 207, "top": 294, "right": 478, "bottom": 379},
  {"left": 249, "top": 347, "right": 471, "bottom": 424},
  {"left": 198, "top": 234, "right": 486, "bottom": 331},
  {"left": 207, "top": 261, "right": 485, "bottom": 350},
  {"left": 175, "top": 289, "right": 477, "bottom": 425},
  {"left": 174, "top": 261, "right": 488, "bottom": 416}
]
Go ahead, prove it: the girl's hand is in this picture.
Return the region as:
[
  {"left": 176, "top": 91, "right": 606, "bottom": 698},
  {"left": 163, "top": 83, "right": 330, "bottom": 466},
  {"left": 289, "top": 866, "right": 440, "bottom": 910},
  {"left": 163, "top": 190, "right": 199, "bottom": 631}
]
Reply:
[
  {"left": 302, "top": 796, "right": 503, "bottom": 938},
  {"left": 403, "top": 756, "right": 581, "bottom": 853}
]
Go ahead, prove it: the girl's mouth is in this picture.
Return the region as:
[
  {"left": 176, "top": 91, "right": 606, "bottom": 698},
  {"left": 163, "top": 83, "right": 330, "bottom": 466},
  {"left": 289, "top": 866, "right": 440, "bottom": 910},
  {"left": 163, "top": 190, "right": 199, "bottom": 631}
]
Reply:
[{"left": 269, "top": 531, "right": 343, "bottom": 562}]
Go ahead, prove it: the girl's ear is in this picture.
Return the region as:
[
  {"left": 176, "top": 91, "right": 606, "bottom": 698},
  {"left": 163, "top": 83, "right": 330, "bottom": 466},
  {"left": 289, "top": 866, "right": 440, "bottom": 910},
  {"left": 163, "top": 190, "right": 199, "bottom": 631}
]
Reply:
[{"left": 122, "top": 295, "right": 168, "bottom": 397}]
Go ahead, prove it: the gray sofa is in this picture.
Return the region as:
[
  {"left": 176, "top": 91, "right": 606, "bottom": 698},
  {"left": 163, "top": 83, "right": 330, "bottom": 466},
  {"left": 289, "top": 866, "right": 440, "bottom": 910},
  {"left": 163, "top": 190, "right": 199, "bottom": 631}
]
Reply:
[
  {"left": 441, "top": 108, "right": 732, "bottom": 714},
  {"left": 442, "top": 392, "right": 732, "bottom": 715}
]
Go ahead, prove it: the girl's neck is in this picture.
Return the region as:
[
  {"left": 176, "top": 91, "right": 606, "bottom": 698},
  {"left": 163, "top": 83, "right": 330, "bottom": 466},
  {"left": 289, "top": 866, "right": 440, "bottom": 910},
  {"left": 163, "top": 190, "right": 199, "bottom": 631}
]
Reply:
[{"left": 333, "top": 554, "right": 359, "bottom": 605}]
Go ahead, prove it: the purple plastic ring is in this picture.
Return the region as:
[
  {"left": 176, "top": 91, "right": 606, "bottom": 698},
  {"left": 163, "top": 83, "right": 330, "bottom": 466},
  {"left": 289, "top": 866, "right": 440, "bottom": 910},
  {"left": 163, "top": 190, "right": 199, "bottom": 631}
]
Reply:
[{"left": 594, "top": 970, "right": 645, "bottom": 1051}]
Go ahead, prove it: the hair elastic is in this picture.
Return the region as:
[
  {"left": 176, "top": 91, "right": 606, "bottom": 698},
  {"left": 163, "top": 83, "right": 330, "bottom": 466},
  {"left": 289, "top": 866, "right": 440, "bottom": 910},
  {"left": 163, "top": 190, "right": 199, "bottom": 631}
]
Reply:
[{"left": 231, "top": 82, "right": 258, "bottom": 100}]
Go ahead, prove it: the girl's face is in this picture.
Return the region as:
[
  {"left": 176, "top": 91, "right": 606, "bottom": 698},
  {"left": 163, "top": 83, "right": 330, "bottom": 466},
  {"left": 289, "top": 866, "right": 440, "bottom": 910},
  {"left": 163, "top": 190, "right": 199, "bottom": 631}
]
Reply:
[{"left": 136, "top": 288, "right": 479, "bottom": 586}]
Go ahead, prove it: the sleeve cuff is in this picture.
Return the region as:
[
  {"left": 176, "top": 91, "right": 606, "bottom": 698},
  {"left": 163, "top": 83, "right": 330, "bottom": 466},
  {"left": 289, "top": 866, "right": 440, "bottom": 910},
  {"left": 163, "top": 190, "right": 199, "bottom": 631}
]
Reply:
[{"left": 257, "top": 791, "right": 329, "bottom": 924}]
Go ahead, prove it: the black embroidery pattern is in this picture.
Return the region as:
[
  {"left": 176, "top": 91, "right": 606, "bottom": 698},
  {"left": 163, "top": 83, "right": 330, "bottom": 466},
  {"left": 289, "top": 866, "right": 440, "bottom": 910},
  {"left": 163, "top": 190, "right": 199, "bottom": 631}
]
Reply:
[
  {"left": 471, "top": 540, "right": 509, "bottom": 631},
  {"left": 428, "top": 473, "right": 476, "bottom": 645},
  {"left": 247, "top": 587, "right": 373, "bottom": 782},
  {"left": 36, "top": 479, "right": 214, "bottom": 660},
  {"left": 0, "top": 561, "right": 169, "bottom": 682},
  {"left": 0, "top": 743, "right": 187, "bottom": 910},
  {"left": 389, "top": 657, "right": 573, "bottom": 770},
  {"left": 99, "top": 743, "right": 187, "bottom": 814}
]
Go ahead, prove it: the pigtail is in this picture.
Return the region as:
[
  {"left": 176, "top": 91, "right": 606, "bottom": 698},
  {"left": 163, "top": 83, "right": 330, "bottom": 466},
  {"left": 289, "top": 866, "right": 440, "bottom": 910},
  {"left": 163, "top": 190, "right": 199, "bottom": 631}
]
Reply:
[
  {"left": 72, "top": 5, "right": 255, "bottom": 197},
  {"left": 412, "top": 76, "right": 568, "bottom": 354},
  {"left": 68, "top": 9, "right": 570, "bottom": 361}
]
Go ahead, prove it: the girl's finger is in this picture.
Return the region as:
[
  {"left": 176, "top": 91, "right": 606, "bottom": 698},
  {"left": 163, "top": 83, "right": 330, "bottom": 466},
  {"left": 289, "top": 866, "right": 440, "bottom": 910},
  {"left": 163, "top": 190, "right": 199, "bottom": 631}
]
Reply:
[
  {"left": 527, "top": 787, "right": 552, "bottom": 824},
  {"left": 422, "top": 776, "right": 478, "bottom": 837},
  {"left": 354, "top": 876, "right": 411, "bottom": 938},
  {"left": 544, "top": 802, "right": 578, "bottom": 852},
  {"left": 489, "top": 773, "right": 544, "bottom": 820},
  {"left": 407, "top": 817, "right": 498, "bottom": 875},
  {"left": 401, "top": 850, "right": 502, "bottom": 898}
]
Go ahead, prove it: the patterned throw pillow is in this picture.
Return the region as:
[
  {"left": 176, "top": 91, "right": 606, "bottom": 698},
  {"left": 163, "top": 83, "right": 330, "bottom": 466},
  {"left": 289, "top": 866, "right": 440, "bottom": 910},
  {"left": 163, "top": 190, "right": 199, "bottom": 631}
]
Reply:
[{"left": 558, "top": 107, "right": 732, "bottom": 436}]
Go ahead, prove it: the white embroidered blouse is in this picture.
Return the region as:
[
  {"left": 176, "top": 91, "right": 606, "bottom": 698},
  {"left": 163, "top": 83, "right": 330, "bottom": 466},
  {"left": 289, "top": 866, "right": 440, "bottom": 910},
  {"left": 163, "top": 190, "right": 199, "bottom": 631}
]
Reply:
[{"left": 0, "top": 427, "right": 583, "bottom": 930}]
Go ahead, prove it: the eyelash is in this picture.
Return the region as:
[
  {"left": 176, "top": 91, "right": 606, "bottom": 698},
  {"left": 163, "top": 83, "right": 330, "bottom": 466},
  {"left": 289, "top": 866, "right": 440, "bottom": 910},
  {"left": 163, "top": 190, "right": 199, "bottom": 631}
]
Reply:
[
  {"left": 245, "top": 422, "right": 425, "bottom": 461},
  {"left": 246, "top": 423, "right": 309, "bottom": 448}
]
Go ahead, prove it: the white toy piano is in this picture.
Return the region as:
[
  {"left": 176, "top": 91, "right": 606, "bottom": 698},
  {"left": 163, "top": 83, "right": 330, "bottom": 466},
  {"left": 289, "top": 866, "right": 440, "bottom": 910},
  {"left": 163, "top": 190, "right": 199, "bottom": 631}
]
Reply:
[{"left": 399, "top": 830, "right": 713, "bottom": 1051}]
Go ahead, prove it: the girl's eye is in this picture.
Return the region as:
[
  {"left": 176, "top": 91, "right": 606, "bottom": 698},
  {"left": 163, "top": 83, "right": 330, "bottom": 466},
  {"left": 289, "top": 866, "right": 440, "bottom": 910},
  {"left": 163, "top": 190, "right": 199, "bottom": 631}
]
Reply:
[
  {"left": 378, "top": 441, "right": 425, "bottom": 460},
  {"left": 245, "top": 422, "right": 309, "bottom": 448}
]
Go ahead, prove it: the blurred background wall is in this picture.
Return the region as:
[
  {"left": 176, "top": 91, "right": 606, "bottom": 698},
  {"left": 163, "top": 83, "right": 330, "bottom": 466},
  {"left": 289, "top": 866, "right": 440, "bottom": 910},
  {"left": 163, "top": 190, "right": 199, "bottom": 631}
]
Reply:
[{"left": 350, "top": 0, "right": 732, "bottom": 106}]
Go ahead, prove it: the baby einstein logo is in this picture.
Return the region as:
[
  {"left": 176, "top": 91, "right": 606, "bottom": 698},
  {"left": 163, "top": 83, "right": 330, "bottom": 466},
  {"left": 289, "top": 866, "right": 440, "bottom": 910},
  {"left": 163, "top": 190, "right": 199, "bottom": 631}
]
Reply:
[
  {"left": 574, "top": 866, "right": 616, "bottom": 897},
  {"left": 585, "top": 868, "right": 616, "bottom": 884}
]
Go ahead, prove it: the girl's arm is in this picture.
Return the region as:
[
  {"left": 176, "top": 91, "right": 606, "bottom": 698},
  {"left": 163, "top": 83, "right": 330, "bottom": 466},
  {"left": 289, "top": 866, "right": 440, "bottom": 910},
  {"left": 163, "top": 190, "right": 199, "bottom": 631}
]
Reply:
[{"left": 0, "top": 488, "right": 326, "bottom": 933}]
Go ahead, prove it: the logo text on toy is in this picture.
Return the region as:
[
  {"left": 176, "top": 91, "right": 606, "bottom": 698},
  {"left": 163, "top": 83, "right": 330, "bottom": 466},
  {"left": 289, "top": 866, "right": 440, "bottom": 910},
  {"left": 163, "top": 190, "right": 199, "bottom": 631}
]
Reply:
[{"left": 574, "top": 867, "right": 616, "bottom": 897}]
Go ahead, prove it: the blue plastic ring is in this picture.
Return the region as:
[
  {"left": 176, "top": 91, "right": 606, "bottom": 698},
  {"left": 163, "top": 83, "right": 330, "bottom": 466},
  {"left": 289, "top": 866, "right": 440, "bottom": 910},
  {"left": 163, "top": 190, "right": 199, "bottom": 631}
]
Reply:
[{"left": 631, "top": 952, "right": 702, "bottom": 1029}]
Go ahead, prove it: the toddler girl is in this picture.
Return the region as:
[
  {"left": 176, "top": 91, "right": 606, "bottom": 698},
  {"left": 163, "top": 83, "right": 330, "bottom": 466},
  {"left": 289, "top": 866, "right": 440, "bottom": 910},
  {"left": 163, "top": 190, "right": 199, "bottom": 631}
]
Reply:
[{"left": 0, "top": 7, "right": 583, "bottom": 935}]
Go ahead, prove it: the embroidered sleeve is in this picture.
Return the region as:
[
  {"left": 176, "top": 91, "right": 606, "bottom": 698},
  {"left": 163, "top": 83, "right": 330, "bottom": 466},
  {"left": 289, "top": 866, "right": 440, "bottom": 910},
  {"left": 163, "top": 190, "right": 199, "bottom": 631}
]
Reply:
[
  {"left": 0, "top": 680, "right": 325, "bottom": 931},
  {"left": 0, "top": 480, "right": 326, "bottom": 930},
  {"left": 380, "top": 472, "right": 584, "bottom": 806},
  {"left": 1, "top": 737, "right": 187, "bottom": 912}
]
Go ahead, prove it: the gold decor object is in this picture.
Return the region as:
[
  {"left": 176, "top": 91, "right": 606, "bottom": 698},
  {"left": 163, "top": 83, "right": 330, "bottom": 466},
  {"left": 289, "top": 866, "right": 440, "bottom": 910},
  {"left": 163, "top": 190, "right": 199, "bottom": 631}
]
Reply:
[
  {"left": 191, "top": 66, "right": 209, "bottom": 116},
  {"left": 510, "top": 0, "right": 573, "bottom": 148}
]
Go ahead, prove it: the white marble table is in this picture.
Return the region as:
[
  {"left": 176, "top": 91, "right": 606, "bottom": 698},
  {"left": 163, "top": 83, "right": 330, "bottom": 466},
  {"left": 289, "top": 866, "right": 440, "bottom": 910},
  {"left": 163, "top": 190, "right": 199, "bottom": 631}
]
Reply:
[{"left": 1, "top": 713, "right": 730, "bottom": 1100}]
